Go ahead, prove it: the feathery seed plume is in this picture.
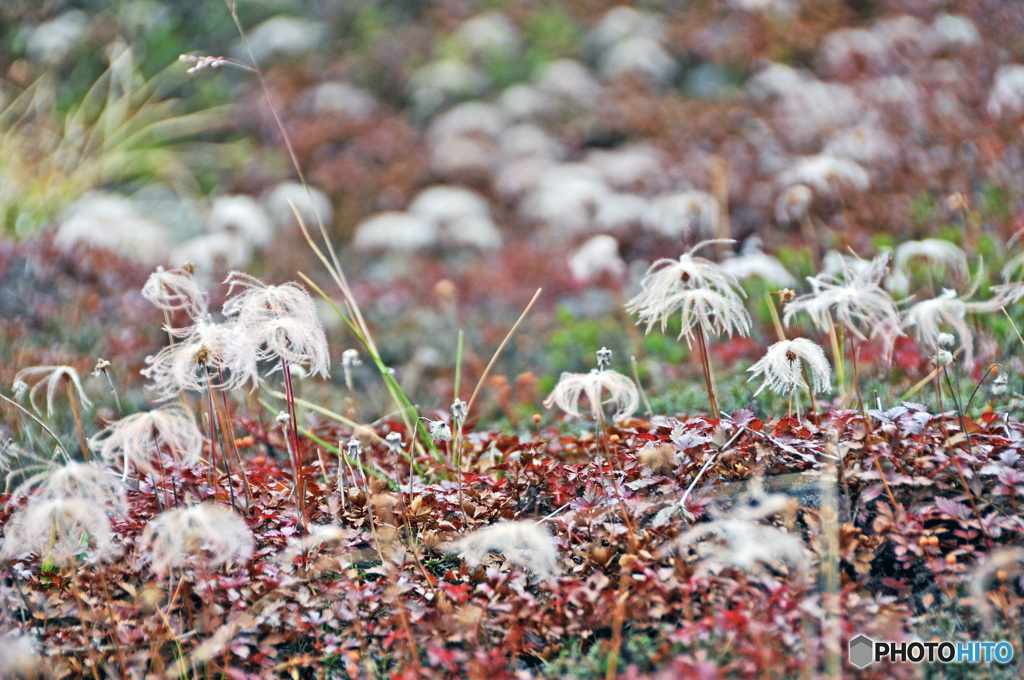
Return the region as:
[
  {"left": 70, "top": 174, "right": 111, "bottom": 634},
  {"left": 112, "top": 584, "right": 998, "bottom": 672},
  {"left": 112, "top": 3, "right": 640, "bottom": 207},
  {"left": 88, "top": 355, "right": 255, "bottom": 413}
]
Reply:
[
  {"left": 89, "top": 404, "right": 203, "bottom": 479},
  {"left": 668, "top": 518, "right": 810, "bottom": 578},
  {"left": 0, "top": 632, "right": 42, "bottom": 679},
  {"left": 141, "top": 265, "right": 209, "bottom": 319},
  {"left": 249, "top": 315, "right": 330, "bottom": 379},
  {"left": 12, "top": 366, "right": 91, "bottom": 417},
  {"left": 783, "top": 251, "right": 901, "bottom": 359},
  {"left": 142, "top": 316, "right": 260, "bottom": 400},
  {"left": 0, "top": 497, "right": 118, "bottom": 565},
  {"left": 140, "top": 503, "right": 254, "bottom": 576},
  {"left": 891, "top": 239, "right": 968, "bottom": 285},
  {"left": 900, "top": 289, "right": 974, "bottom": 368},
  {"left": 9, "top": 461, "right": 126, "bottom": 515},
  {"left": 747, "top": 338, "right": 832, "bottom": 397},
  {"left": 222, "top": 272, "right": 330, "bottom": 378},
  {"left": 452, "top": 520, "right": 559, "bottom": 580},
  {"left": 627, "top": 240, "right": 751, "bottom": 345},
  {"left": 544, "top": 368, "right": 639, "bottom": 421}
]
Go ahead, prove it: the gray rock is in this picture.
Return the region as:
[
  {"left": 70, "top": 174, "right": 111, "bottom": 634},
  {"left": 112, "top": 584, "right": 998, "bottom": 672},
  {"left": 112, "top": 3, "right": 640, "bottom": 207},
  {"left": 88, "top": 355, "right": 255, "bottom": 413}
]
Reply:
[
  {"left": 208, "top": 195, "right": 273, "bottom": 248},
  {"left": 454, "top": 12, "right": 521, "bottom": 60},
  {"left": 234, "top": 16, "right": 327, "bottom": 65},
  {"left": 262, "top": 181, "right": 333, "bottom": 231},
  {"left": 56, "top": 193, "right": 169, "bottom": 264},
  {"left": 599, "top": 35, "right": 677, "bottom": 85},
  {"left": 307, "top": 82, "right": 378, "bottom": 121},
  {"left": 25, "top": 10, "right": 89, "bottom": 67},
  {"left": 351, "top": 212, "right": 439, "bottom": 252}
]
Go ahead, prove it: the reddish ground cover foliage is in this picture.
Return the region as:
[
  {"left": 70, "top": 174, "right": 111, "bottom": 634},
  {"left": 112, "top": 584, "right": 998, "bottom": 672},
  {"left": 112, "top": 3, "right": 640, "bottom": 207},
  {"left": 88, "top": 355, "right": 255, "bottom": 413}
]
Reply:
[{"left": 2, "top": 400, "right": 1022, "bottom": 678}]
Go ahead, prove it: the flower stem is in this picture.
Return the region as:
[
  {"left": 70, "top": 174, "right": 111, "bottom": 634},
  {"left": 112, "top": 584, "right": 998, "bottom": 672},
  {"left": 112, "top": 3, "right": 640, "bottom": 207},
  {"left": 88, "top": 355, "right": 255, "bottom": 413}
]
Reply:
[
  {"left": 214, "top": 369, "right": 252, "bottom": 510},
  {"left": 281, "top": 358, "right": 306, "bottom": 535},
  {"left": 696, "top": 326, "right": 720, "bottom": 421},
  {"left": 826, "top": 313, "right": 845, "bottom": 403},
  {"left": 65, "top": 380, "right": 90, "bottom": 461},
  {"left": 605, "top": 569, "right": 629, "bottom": 680},
  {"left": 203, "top": 377, "right": 219, "bottom": 484},
  {"left": 933, "top": 373, "right": 992, "bottom": 549},
  {"left": 99, "top": 365, "right": 123, "bottom": 418},
  {"left": 454, "top": 416, "right": 467, "bottom": 524},
  {"left": 596, "top": 415, "right": 638, "bottom": 548},
  {"left": 852, "top": 340, "right": 865, "bottom": 416}
]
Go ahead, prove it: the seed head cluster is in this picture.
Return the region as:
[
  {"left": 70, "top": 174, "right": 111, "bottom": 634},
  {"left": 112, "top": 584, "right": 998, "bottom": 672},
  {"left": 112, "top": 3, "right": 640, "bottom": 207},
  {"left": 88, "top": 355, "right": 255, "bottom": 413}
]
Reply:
[
  {"left": 141, "top": 265, "right": 209, "bottom": 319},
  {"left": 142, "top": 316, "right": 261, "bottom": 400},
  {"left": 783, "top": 252, "right": 901, "bottom": 359},
  {"left": 222, "top": 271, "right": 330, "bottom": 378},
  {"left": 10, "top": 461, "right": 125, "bottom": 515},
  {"left": 1, "top": 497, "right": 119, "bottom": 565},
  {"left": 544, "top": 368, "right": 639, "bottom": 422},
  {"left": 747, "top": 338, "right": 832, "bottom": 397},
  {"left": 140, "top": 503, "right": 254, "bottom": 577},
  {"left": 627, "top": 240, "right": 751, "bottom": 346},
  {"left": 452, "top": 521, "right": 559, "bottom": 581},
  {"left": 89, "top": 403, "right": 203, "bottom": 478}
]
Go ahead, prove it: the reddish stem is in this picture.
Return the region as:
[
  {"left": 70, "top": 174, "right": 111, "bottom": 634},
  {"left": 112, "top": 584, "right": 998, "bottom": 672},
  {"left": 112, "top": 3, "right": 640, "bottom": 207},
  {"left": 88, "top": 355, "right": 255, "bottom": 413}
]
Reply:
[
  {"left": 696, "top": 327, "right": 720, "bottom": 421},
  {"left": 281, "top": 359, "right": 307, "bottom": 534}
]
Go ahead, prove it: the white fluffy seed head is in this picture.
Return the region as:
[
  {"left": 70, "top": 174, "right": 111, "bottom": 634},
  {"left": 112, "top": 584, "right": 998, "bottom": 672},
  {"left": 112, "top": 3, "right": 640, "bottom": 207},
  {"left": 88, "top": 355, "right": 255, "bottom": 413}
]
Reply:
[
  {"left": 0, "top": 497, "right": 119, "bottom": 565},
  {"left": 900, "top": 290, "right": 974, "bottom": 368},
  {"left": 140, "top": 503, "right": 254, "bottom": 577},
  {"left": 222, "top": 272, "right": 319, "bottom": 324},
  {"left": 142, "top": 317, "right": 261, "bottom": 401},
  {"left": 12, "top": 365, "right": 91, "bottom": 417},
  {"left": 141, "top": 265, "right": 209, "bottom": 319},
  {"left": 891, "top": 239, "right": 968, "bottom": 282},
  {"left": 747, "top": 338, "right": 832, "bottom": 396},
  {"left": 992, "top": 370, "right": 1008, "bottom": 396},
  {"left": 543, "top": 368, "right": 639, "bottom": 421},
  {"left": 256, "top": 316, "right": 331, "bottom": 379},
  {"left": 783, "top": 252, "right": 901, "bottom": 359},
  {"left": 89, "top": 404, "right": 203, "bottom": 478},
  {"left": 452, "top": 520, "right": 559, "bottom": 581},
  {"left": 982, "top": 281, "right": 1024, "bottom": 310},
  {"left": 669, "top": 518, "right": 810, "bottom": 579},
  {"left": 0, "top": 632, "right": 43, "bottom": 679},
  {"left": 627, "top": 241, "right": 751, "bottom": 345},
  {"left": 9, "top": 461, "right": 126, "bottom": 515},
  {"left": 429, "top": 420, "right": 452, "bottom": 442},
  {"left": 222, "top": 272, "right": 330, "bottom": 378}
]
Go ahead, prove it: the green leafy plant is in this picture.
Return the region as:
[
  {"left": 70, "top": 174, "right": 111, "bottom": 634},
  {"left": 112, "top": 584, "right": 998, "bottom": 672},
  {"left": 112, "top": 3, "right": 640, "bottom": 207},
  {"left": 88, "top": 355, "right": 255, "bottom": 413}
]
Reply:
[{"left": 0, "top": 49, "right": 230, "bottom": 237}]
